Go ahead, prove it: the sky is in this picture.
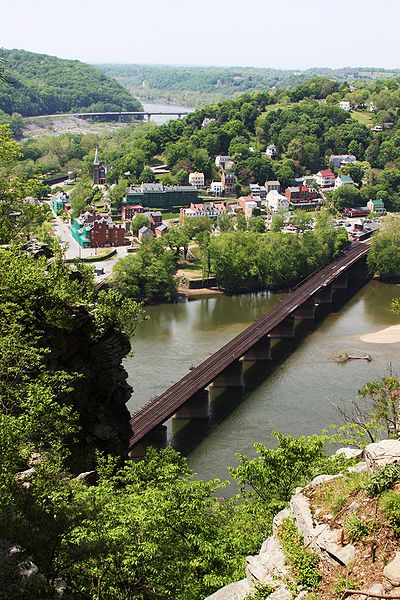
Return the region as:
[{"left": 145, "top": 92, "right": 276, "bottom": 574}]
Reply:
[{"left": 1, "top": 0, "right": 400, "bottom": 70}]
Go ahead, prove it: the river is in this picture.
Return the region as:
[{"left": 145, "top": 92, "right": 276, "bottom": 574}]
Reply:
[
  {"left": 138, "top": 100, "right": 194, "bottom": 124},
  {"left": 125, "top": 280, "right": 400, "bottom": 482}
]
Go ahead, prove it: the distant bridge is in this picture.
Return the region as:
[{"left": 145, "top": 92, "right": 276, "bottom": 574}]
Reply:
[
  {"left": 25, "top": 111, "right": 191, "bottom": 122},
  {"left": 129, "top": 241, "right": 371, "bottom": 457}
]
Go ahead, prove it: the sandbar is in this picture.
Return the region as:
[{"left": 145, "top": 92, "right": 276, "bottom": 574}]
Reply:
[{"left": 360, "top": 324, "right": 400, "bottom": 344}]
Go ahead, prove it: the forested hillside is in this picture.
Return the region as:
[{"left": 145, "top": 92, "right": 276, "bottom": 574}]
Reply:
[
  {"left": 0, "top": 48, "right": 142, "bottom": 117},
  {"left": 100, "top": 63, "right": 400, "bottom": 107}
]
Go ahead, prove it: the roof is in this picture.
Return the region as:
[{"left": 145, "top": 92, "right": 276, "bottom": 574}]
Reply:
[
  {"left": 138, "top": 226, "right": 151, "bottom": 233},
  {"left": 338, "top": 175, "right": 354, "bottom": 184},
  {"left": 370, "top": 199, "right": 385, "bottom": 206},
  {"left": 155, "top": 224, "right": 168, "bottom": 231},
  {"left": 318, "top": 170, "right": 335, "bottom": 177}
]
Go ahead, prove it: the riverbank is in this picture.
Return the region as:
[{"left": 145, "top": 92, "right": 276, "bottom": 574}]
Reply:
[{"left": 360, "top": 323, "right": 400, "bottom": 344}]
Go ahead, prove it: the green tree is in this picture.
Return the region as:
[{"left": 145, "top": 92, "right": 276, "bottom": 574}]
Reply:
[
  {"left": 248, "top": 216, "right": 266, "bottom": 233},
  {"left": 131, "top": 213, "right": 150, "bottom": 234},
  {"left": 217, "top": 214, "right": 233, "bottom": 232},
  {"left": 270, "top": 214, "right": 284, "bottom": 232},
  {"left": 236, "top": 212, "right": 247, "bottom": 231},
  {"left": 367, "top": 215, "right": 400, "bottom": 279}
]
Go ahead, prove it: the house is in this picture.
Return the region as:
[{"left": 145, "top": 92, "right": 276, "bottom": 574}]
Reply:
[
  {"left": 316, "top": 170, "right": 336, "bottom": 188},
  {"left": 155, "top": 223, "right": 169, "bottom": 237},
  {"left": 52, "top": 191, "right": 70, "bottom": 215},
  {"left": 145, "top": 211, "right": 163, "bottom": 231},
  {"left": 70, "top": 212, "right": 126, "bottom": 248},
  {"left": 265, "top": 180, "right": 281, "bottom": 193},
  {"left": 266, "top": 190, "right": 289, "bottom": 213},
  {"left": 284, "top": 186, "right": 322, "bottom": 209},
  {"left": 221, "top": 170, "right": 235, "bottom": 194},
  {"left": 343, "top": 207, "right": 370, "bottom": 218},
  {"left": 121, "top": 204, "right": 144, "bottom": 223},
  {"left": 335, "top": 175, "right": 356, "bottom": 189},
  {"left": 215, "top": 155, "right": 234, "bottom": 170},
  {"left": 201, "top": 117, "right": 215, "bottom": 128},
  {"left": 138, "top": 226, "right": 154, "bottom": 241},
  {"left": 180, "top": 202, "right": 226, "bottom": 222},
  {"left": 339, "top": 101, "right": 351, "bottom": 111},
  {"left": 250, "top": 184, "right": 267, "bottom": 200},
  {"left": 367, "top": 198, "right": 386, "bottom": 215},
  {"left": 330, "top": 154, "right": 357, "bottom": 169},
  {"left": 265, "top": 144, "right": 277, "bottom": 158},
  {"left": 189, "top": 172, "right": 205, "bottom": 189},
  {"left": 210, "top": 181, "right": 225, "bottom": 197}
]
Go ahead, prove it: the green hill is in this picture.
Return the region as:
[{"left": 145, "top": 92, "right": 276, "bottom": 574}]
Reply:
[{"left": 0, "top": 48, "right": 142, "bottom": 117}]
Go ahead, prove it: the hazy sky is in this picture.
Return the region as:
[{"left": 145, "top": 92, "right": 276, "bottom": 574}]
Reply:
[{"left": 1, "top": 0, "right": 400, "bottom": 70}]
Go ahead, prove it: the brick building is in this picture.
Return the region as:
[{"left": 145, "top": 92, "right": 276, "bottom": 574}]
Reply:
[{"left": 71, "top": 212, "right": 126, "bottom": 248}]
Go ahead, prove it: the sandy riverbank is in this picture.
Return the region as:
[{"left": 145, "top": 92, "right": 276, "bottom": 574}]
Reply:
[
  {"left": 360, "top": 324, "right": 400, "bottom": 344},
  {"left": 177, "top": 285, "right": 223, "bottom": 298}
]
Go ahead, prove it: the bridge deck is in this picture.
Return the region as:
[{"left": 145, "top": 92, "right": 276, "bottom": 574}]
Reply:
[{"left": 129, "top": 241, "right": 370, "bottom": 448}]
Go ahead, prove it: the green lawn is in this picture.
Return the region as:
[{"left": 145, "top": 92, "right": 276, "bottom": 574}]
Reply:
[{"left": 351, "top": 111, "right": 373, "bottom": 128}]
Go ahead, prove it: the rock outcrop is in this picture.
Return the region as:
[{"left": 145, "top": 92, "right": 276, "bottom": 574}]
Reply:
[
  {"left": 364, "top": 439, "right": 400, "bottom": 469},
  {"left": 46, "top": 307, "right": 133, "bottom": 467}
]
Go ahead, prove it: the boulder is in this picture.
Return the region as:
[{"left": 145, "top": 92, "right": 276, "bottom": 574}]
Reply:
[
  {"left": 246, "top": 537, "right": 288, "bottom": 583},
  {"left": 290, "top": 491, "right": 315, "bottom": 547},
  {"left": 272, "top": 508, "right": 291, "bottom": 535},
  {"left": 75, "top": 470, "right": 97, "bottom": 486},
  {"left": 268, "top": 587, "right": 292, "bottom": 600},
  {"left": 358, "top": 582, "right": 386, "bottom": 599},
  {"left": 384, "top": 552, "right": 400, "bottom": 589},
  {"left": 348, "top": 461, "right": 368, "bottom": 473},
  {"left": 364, "top": 439, "right": 400, "bottom": 469},
  {"left": 309, "top": 473, "right": 343, "bottom": 487},
  {"left": 204, "top": 578, "right": 250, "bottom": 600},
  {"left": 335, "top": 447, "right": 364, "bottom": 460}
]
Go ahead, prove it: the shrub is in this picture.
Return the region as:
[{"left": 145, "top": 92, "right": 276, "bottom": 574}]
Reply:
[
  {"left": 344, "top": 515, "right": 370, "bottom": 542},
  {"left": 279, "top": 517, "right": 321, "bottom": 590},
  {"left": 244, "top": 583, "right": 276, "bottom": 599},
  {"left": 380, "top": 490, "right": 400, "bottom": 535},
  {"left": 365, "top": 464, "right": 400, "bottom": 497}
]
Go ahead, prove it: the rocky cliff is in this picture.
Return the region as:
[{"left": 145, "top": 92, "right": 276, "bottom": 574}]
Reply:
[{"left": 46, "top": 307, "right": 133, "bottom": 468}]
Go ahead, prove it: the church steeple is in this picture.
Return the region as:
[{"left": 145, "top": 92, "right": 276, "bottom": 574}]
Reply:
[{"left": 93, "top": 147, "right": 99, "bottom": 166}]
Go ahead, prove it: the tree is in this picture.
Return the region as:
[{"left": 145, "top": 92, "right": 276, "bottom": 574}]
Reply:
[
  {"left": 343, "top": 163, "right": 365, "bottom": 185},
  {"left": 108, "top": 178, "right": 129, "bottom": 211},
  {"left": 248, "top": 216, "right": 266, "bottom": 233},
  {"left": 291, "top": 211, "right": 313, "bottom": 233},
  {"left": 138, "top": 166, "right": 155, "bottom": 183},
  {"left": 217, "top": 214, "right": 233, "bottom": 232},
  {"left": 131, "top": 213, "right": 150, "bottom": 234},
  {"left": 330, "top": 185, "right": 364, "bottom": 212},
  {"left": 236, "top": 212, "right": 247, "bottom": 231},
  {"left": 270, "top": 214, "right": 284, "bottom": 232},
  {"left": 367, "top": 215, "right": 400, "bottom": 279}
]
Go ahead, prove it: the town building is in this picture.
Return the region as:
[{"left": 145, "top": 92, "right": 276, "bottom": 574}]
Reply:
[
  {"left": 343, "top": 207, "right": 370, "bottom": 218},
  {"left": 315, "top": 170, "right": 336, "bottom": 188},
  {"left": 93, "top": 148, "right": 107, "bottom": 185},
  {"left": 215, "top": 155, "right": 234, "bottom": 171},
  {"left": 265, "top": 180, "right": 281, "bottom": 193},
  {"left": 221, "top": 170, "right": 235, "bottom": 194},
  {"left": 180, "top": 202, "right": 226, "bottom": 222},
  {"left": 266, "top": 190, "right": 289, "bottom": 213},
  {"left": 155, "top": 224, "right": 169, "bottom": 237},
  {"left": 121, "top": 204, "right": 144, "bottom": 223},
  {"left": 210, "top": 181, "right": 225, "bottom": 197},
  {"left": 330, "top": 154, "right": 357, "bottom": 169},
  {"left": 335, "top": 175, "right": 356, "bottom": 188},
  {"left": 71, "top": 212, "right": 126, "bottom": 248},
  {"left": 146, "top": 211, "right": 163, "bottom": 231},
  {"left": 284, "top": 186, "right": 322, "bottom": 209},
  {"left": 265, "top": 144, "right": 277, "bottom": 158},
  {"left": 124, "top": 183, "right": 199, "bottom": 209},
  {"left": 138, "top": 226, "right": 154, "bottom": 241},
  {"left": 189, "top": 172, "right": 206, "bottom": 189},
  {"left": 339, "top": 101, "right": 351, "bottom": 111},
  {"left": 52, "top": 191, "right": 70, "bottom": 215},
  {"left": 367, "top": 198, "right": 386, "bottom": 214},
  {"left": 250, "top": 184, "right": 267, "bottom": 200}
]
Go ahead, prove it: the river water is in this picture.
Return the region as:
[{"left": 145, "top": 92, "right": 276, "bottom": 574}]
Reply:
[
  {"left": 125, "top": 280, "right": 400, "bottom": 482},
  {"left": 138, "top": 100, "right": 194, "bottom": 124}
]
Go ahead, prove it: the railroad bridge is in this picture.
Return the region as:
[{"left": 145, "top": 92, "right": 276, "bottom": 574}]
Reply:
[
  {"left": 129, "top": 241, "right": 371, "bottom": 458},
  {"left": 26, "top": 111, "right": 190, "bottom": 122}
]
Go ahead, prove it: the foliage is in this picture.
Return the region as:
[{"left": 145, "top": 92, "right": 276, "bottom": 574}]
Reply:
[
  {"left": 365, "top": 464, "right": 400, "bottom": 497},
  {"left": 380, "top": 490, "right": 400, "bottom": 535},
  {"left": 0, "top": 48, "right": 142, "bottom": 117},
  {"left": 244, "top": 583, "right": 276, "bottom": 599},
  {"left": 130, "top": 213, "right": 150, "bottom": 234},
  {"left": 367, "top": 215, "right": 400, "bottom": 279},
  {"left": 278, "top": 517, "right": 321, "bottom": 590},
  {"left": 343, "top": 515, "right": 371, "bottom": 542},
  {"left": 112, "top": 239, "right": 177, "bottom": 302},
  {"left": 333, "top": 575, "right": 358, "bottom": 597},
  {"left": 311, "top": 471, "right": 368, "bottom": 517}
]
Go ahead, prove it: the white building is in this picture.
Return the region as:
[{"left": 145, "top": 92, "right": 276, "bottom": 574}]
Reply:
[
  {"left": 265, "top": 144, "right": 277, "bottom": 158},
  {"left": 215, "top": 155, "right": 233, "bottom": 170},
  {"left": 189, "top": 172, "right": 205, "bottom": 189},
  {"left": 339, "top": 101, "right": 351, "bottom": 111},
  {"left": 330, "top": 154, "right": 357, "bottom": 169},
  {"left": 266, "top": 190, "right": 289, "bottom": 213},
  {"left": 335, "top": 175, "right": 356, "bottom": 189},
  {"left": 316, "top": 170, "right": 336, "bottom": 188},
  {"left": 244, "top": 201, "right": 258, "bottom": 219},
  {"left": 210, "top": 181, "right": 225, "bottom": 196}
]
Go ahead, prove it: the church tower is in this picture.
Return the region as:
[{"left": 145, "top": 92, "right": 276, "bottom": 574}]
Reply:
[{"left": 93, "top": 147, "right": 106, "bottom": 185}]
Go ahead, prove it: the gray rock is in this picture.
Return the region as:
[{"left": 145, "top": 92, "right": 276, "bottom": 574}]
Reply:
[
  {"left": 268, "top": 587, "right": 292, "bottom": 600},
  {"left": 246, "top": 536, "right": 288, "bottom": 583},
  {"left": 384, "top": 552, "right": 400, "bottom": 588},
  {"left": 75, "top": 471, "right": 97, "bottom": 486},
  {"left": 272, "top": 508, "right": 291, "bottom": 535},
  {"left": 14, "top": 468, "right": 36, "bottom": 484},
  {"left": 204, "top": 578, "right": 250, "bottom": 599},
  {"left": 310, "top": 473, "right": 343, "bottom": 487},
  {"left": 17, "top": 561, "right": 39, "bottom": 578},
  {"left": 348, "top": 461, "right": 368, "bottom": 473},
  {"left": 365, "top": 439, "right": 400, "bottom": 469},
  {"left": 335, "top": 447, "right": 364, "bottom": 460},
  {"left": 359, "top": 582, "right": 386, "bottom": 599}
]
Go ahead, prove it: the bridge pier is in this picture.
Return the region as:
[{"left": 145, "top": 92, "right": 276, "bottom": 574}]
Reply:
[
  {"left": 172, "top": 389, "right": 209, "bottom": 419},
  {"left": 332, "top": 272, "right": 348, "bottom": 290},
  {"left": 269, "top": 316, "right": 295, "bottom": 339},
  {"left": 292, "top": 299, "right": 316, "bottom": 320},
  {"left": 128, "top": 425, "right": 167, "bottom": 459},
  {"left": 313, "top": 285, "right": 333, "bottom": 305},
  {"left": 209, "top": 359, "right": 244, "bottom": 388},
  {"left": 242, "top": 335, "right": 271, "bottom": 361}
]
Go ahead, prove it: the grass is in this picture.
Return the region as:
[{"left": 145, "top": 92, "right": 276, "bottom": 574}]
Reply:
[
  {"left": 310, "top": 471, "right": 369, "bottom": 516},
  {"left": 351, "top": 111, "right": 373, "bottom": 128}
]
